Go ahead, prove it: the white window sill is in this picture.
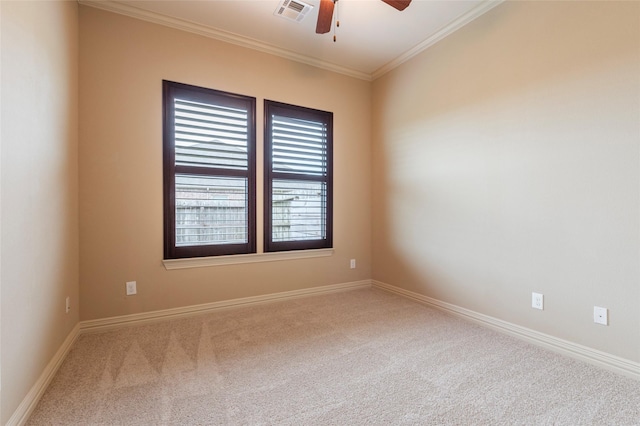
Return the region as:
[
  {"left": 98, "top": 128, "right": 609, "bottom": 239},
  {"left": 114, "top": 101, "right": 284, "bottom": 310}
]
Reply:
[{"left": 162, "top": 248, "right": 334, "bottom": 270}]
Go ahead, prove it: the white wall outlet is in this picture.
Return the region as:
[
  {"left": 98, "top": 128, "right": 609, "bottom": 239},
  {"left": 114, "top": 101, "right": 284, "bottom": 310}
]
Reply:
[
  {"left": 532, "top": 292, "right": 544, "bottom": 310},
  {"left": 594, "top": 306, "right": 608, "bottom": 325},
  {"left": 350, "top": 259, "right": 356, "bottom": 269},
  {"left": 65, "top": 296, "right": 70, "bottom": 314},
  {"left": 126, "top": 281, "right": 137, "bottom": 296}
]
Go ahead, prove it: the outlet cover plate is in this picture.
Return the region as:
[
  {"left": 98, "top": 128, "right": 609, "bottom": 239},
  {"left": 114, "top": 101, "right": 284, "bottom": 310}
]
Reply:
[
  {"left": 594, "top": 306, "right": 608, "bottom": 325},
  {"left": 126, "top": 281, "right": 137, "bottom": 296},
  {"left": 532, "top": 292, "right": 543, "bottom": 310}
]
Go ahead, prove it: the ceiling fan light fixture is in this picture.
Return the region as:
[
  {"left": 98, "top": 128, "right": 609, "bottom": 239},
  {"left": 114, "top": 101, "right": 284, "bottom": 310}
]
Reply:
[
  {"left": 316, "top": 0, "right": 412, "bottom": 37},
  {"left": 381, "top": 0, "right": 412, "bottom": 11}
]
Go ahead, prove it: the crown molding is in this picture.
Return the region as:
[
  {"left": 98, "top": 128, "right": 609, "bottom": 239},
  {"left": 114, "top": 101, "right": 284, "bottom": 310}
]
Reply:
[
  {"left": 79, "top": 0, "right": 503, "bottom": 82},
  {"left": 372, "top": 0, "right": 505, "bottom": 80},
  {"left": 78, "top": 0, "right": 372, "bottom": 81}
]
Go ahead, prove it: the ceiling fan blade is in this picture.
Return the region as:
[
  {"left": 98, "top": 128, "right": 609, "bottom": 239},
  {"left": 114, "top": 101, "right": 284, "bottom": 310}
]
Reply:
[
  {"left": 316, "top": 0, "right": 335, "bottom": 34},
  {"left": 381, "top": 0, "right": 412, "bottom": 11}
]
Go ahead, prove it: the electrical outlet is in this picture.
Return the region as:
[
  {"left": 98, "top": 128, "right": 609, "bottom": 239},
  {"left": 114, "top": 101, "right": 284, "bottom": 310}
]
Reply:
[
  {"left": 65, "top": 296, "right": 70, "bottom": 314},
  {"left": 350, "top": 259, "right": 356, "bottom": 269},
  {"left": 594, "top": 306, "right": 608, "bottom": 325},
  {"left": 126, "top": 281, "right": 137, "bottom": 296},
  {"left": 532, "top": 292, "right": 543, "bottom": 310}
]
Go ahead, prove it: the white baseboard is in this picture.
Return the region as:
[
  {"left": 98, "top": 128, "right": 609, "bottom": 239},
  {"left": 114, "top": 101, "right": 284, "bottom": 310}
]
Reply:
[
  {"left": 80, "top": 280, "right": 373, "bottom": 333},
  {"left": 372, "top": 280, "right": 640, "bottom": 381},
  {"left": 15, "top": 278, "right": 637, "bottom": 425},
  {"left": 9, "top": 280, "right": 372, "bottom": 424},
  {"left": 6, "top": 324, "right": 80, "bottom": 426}
]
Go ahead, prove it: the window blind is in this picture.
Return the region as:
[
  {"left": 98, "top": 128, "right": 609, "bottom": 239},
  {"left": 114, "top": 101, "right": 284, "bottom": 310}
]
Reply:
[
  {"left": 264, "top": 100, "right": 332, "bottom": 252},
  {"left": 164, "top": 81, "right": 256, "bottom": 259},
  {"left": 271, "top": 115, "right": 327, "bottom": 176},
  {"left": 174, "top": 99, "right": 248, "bottom": 170}
]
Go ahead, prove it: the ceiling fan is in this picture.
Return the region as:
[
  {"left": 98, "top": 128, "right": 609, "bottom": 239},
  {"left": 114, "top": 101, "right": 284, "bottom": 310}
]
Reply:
[{"left": 316, "top": 0, "right": 412, "bottom": 35}]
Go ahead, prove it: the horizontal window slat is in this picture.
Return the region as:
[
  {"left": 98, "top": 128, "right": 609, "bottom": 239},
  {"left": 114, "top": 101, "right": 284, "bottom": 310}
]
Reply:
[
  {"left": 273, "top": 163, "right": 323, "bottom": 172},
  {"left": 272, "top": 127, "right": 323, "bottom": 136},
  {"left": 175, "top": 116, "right": 247, "bottom": 132},
  {"left": 175, "top": 110, "right": 246, "bottom": 122},
  {"left": 271, "top": 144, "right": 323, "bottom": 156},
  {"left": 176, "top": 163, "right": 247, "bottom": 171},
  {"left": 176, "top": 144, "right": 248, "bottom": 156},
  {"left": 174, "top": 165, "right": 250, "bottom": 178},
  {"left": 176, "top": 159, "right": 247, "bottom": 170},
  {"left": 272, "top": 137, "right": 324, "bottom": 147},
  {"left": 175, "top": 134, "right": 248, "bottom": 169},
  {"left": 175, "top": 130, "right": 247, "bottom": 145},
  {"left": 175, "top": 120, "right": 247, "bottom": 134},
  {"left": 273, "top": 167, "right": 324, "bottom": 175},
  {"left": 273, "top": 154, "right": 325, "bottom": 167},
  {"left": 176, "top": 156, "right": 247, "bottom": 167},
  {"left": 176, "top": 149, "right": 247, "bottom": 162},
  {"left": 175, "top": 130, "right": 248, "bottom": 145},
  {"left": 273, "top": 119, "right": 325, "bottom": 132},
  {"left": 272, "top": 133, "right": 324, "bottom": 145},
  {"left": 273, "top": 152, "right": 324, "bottom": 164},
  {"left": 176, "top": 100, "right": 247, "bottom": 120},
  {"left": 273, "top": 125, "right": 322, "bottom": 134},
  {"left": 176, "top": 144, "right": 247, "bottom": 158},
  {"left": 273, "top": 121, "right": 324, "bottom": 132}
]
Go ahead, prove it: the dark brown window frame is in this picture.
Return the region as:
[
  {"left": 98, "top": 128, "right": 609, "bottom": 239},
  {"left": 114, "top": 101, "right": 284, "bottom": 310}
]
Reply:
[
  {"left": 264, "top": 100, "right": 333, "bottom": 253},
  {"left": 163, "top": 80, "right": 257, "bottom": 259}
]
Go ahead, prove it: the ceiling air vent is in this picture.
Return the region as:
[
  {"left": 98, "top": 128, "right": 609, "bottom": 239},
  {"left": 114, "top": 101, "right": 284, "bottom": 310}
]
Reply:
[{"left": 274, "top": 0, "right": 314, "bottom": 22}]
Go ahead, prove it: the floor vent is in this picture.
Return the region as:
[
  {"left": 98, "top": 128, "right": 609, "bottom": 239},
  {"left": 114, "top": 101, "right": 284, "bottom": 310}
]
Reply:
[{"left": 274, "top": 0, "right": 314, "bottom": 22}]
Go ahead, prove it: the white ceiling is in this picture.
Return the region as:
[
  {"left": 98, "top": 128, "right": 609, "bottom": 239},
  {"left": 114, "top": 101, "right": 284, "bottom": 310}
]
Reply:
[{"left": 82, "top": 0, "right": 503, "bottom": 80}]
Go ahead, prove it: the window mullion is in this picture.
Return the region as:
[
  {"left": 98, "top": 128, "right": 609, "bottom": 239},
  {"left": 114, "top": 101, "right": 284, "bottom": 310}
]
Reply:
[
  {"left": 175, "top": 165, "right": 249, "bottom": 178},
  {"left": 270, "top": 171, "right": 327, "bottom": 182}
]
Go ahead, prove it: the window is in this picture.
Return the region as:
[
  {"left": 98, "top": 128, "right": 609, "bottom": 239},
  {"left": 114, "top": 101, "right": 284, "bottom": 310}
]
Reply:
[
  {"left": 163, "top": 82, "right": 332, "bottom": 262},
  {"left": 163, "top": 81, "right": 256, "bottom": 259},
  {"left": 264, "top": 100, "right": 333, "bottom": 252}
]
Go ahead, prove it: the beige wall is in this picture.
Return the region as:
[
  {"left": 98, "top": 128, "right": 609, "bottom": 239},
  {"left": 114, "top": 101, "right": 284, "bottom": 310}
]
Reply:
[
  {"left": 3, "top": 2, "right": 637, "bottom": 420},
  {"left": 78, "top": 7, "right": 372, "bottom": 321},
  {"left": 372, "top": 1, "right": 640, "bottom": 362},
  {"left": 1, "top": 1, "right": 79, "bottom": 422}
]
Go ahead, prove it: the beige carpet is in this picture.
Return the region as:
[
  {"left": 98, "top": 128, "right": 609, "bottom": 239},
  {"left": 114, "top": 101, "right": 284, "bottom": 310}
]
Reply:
[{"left": 27, "top": 288, "right": 640, "bottom": 425}]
